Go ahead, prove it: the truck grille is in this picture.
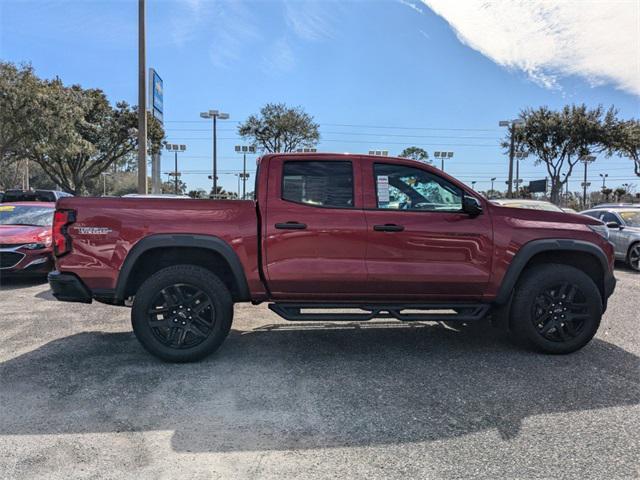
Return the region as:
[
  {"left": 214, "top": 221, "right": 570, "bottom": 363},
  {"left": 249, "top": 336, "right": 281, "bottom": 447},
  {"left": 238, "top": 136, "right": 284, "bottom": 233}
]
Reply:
[{"left": 0, "top": 252, "right": 25, "bottom": 269}]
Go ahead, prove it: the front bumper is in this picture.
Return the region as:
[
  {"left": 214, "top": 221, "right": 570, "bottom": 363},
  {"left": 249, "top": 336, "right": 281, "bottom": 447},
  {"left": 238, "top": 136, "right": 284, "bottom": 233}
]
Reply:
[{"left": 48, "top": 270, "right": 92, "bottom": 303}]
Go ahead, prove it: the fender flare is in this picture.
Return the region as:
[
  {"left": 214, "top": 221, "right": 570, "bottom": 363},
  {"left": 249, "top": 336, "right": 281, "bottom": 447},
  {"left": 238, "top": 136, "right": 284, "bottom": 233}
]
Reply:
[
  {"left": 494, "top": 238, "right": 609, "bottom": 305},
  {"left": 115, "top": 234, "right": 250, "bottom": 302}
]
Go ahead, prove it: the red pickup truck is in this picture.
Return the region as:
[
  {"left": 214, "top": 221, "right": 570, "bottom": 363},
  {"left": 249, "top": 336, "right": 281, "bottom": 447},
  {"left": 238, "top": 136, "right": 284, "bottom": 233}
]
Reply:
[{"left": 48, "top": 153, "right": 616, "bottom": 362}]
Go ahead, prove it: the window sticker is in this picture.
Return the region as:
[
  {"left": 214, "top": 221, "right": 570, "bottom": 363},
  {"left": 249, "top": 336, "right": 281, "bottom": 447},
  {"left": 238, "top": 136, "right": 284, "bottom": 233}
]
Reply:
[
  {"left": 377, "top": 175, "right": 390, "bottom": 205},
  {"left": 0, "top": 206, "right": 16, "bottom": 212}
]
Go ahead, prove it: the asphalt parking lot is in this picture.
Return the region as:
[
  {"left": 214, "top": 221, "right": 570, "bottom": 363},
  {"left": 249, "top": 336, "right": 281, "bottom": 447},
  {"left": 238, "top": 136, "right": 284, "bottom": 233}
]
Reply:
[{"left": 0, "top": 267, "right": 638, "bottom": 480}]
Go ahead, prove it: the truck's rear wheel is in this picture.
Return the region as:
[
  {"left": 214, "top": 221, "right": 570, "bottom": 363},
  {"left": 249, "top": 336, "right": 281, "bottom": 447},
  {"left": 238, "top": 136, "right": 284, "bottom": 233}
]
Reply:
[
  {"left": 509, "top": 264, "right": 602, "bottom": 354},
  {"left": 132, "top": 265, "right": 233, "bottom": 362}
]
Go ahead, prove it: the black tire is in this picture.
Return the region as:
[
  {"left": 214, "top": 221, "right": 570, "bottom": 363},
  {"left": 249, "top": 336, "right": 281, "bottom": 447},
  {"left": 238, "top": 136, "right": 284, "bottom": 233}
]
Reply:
[
  {"left": 509, "top": 264, "right": 602, "bottom": 354},
  {"left": 131, "top": 265, "right": 233, "bottom": 362},
  {"left": 626, "top": 242, "right": 640, "bottom": 272}
]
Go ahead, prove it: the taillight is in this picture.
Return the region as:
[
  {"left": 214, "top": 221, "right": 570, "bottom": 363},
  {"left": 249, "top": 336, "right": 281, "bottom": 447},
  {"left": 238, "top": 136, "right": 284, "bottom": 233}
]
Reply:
[{"left": 52, "top": 209, "right": 76, "bottom": 257}]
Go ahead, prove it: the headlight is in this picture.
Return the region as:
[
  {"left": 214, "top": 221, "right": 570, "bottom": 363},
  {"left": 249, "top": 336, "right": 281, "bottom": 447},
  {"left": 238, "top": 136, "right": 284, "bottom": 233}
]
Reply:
[
  {"left": 22, "top": 243, "right": 47, "bottom": 250},
  {"left": 588, "top": 224, "right": 609, "bottom": 240}
]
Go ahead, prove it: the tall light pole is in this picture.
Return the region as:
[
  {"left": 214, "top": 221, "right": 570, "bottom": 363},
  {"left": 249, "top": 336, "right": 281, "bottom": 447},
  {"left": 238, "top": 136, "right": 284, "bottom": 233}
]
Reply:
[
  {"left": 235, "top": 145, "right": 256, "bottom": 199},
  {"left": 499, "top": 119, "right": 524, "bottom": 198},
  {"left": 490, "top": 177, "right": 496, "bottom": 193},
  {"left": 137, "top": 0, "right": 147, "bottom": 194},
  {"left": 471, "top": 181, "right": 477, "bottom": 190},
  {"left": 200, "top": 110, "right": 229, "bottom": 198},
  {"left": 580, "top": 155, "right": 595, "bottom": 207},
  {"left": 165, "top": 143, "right": 187, "bottom": 194},
  {"left": 434, "top": 151, "right": 454, "bottom": 171},
  {"left": 599, "top": 173, "right": 608, "bottom": 189}
]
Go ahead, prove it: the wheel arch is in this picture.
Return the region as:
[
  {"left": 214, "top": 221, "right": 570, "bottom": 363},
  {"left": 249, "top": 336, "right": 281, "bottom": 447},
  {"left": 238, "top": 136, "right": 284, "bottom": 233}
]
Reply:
[
  {"left": 495, "top": 239, "right": 609, "bottom": 306},
  {"left": 115, "top": 234, "right": 250, "bottom": 303}
]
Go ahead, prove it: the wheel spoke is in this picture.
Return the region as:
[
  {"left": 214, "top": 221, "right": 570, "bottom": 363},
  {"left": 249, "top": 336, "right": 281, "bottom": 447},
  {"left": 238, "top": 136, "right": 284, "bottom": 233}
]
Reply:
[
  {"left": 176, "top": 328, "right": 188, "bottom": 346},
  {"left": 188, "top": 324, "right": 208, "bottom": 338},
  {"left": 148, "top": 305, "right": 173, "bottom": 315},
  {"left": 556, "top": 324, "right": 568, "bottom": 341},
  {"left": 540, "top": 320, "right": 556, "bottom": 335},
  {"left": 160, "top": 288, "right": 174, "bottom": 306}
]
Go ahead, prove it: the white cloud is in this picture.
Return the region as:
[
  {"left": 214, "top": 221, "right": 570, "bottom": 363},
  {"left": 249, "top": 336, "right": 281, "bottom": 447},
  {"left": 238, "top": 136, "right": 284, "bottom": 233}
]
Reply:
[
  {"left": 262, "top": 37, "right": 295, "bottom": 74},
  {"left": 422, "top": 0, "right": 640, "bottom": 96},
  {"left": 284, "top": 1, "right": 335, "bottom": 41},
  {"left": 398, "top": 0, "right": 424, "bottom": 15}
]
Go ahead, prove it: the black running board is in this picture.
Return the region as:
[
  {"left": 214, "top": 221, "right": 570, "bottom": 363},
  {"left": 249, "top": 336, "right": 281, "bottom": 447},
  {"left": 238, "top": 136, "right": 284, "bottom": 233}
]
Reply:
[{"left": 268, "top": 303, "right": 490, "bottom": 322}]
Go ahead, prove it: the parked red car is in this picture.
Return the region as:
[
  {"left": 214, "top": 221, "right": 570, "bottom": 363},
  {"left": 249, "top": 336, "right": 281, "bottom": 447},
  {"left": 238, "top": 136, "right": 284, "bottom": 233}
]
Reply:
[
  {"left": 0, "top": 202, "right": 56, "bottom": 275},
  {"left": 48, "top": 153, "right": 616, "bottom": 362}
]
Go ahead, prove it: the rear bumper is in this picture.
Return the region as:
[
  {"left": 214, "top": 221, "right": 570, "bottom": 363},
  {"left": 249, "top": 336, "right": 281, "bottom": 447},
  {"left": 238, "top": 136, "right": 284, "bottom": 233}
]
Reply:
[{"left": 48, "top": 270, "right": 92, "bottom": 303}]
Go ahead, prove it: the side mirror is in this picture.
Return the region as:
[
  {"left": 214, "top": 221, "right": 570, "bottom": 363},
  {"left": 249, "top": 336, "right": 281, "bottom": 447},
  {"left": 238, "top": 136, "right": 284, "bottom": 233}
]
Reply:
[
  {"left": 462, "top": 195, "right": 483, "bottom": 217},
  {"left": 606, "top": 221, "right": 622, "bottom": 229}
]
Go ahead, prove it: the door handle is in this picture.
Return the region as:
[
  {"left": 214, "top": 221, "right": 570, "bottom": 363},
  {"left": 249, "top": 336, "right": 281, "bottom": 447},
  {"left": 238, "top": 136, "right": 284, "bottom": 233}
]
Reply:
[
  {"left": 373, "top": 224, "right": 404, "bottom": 232},
  {"left": 275, "top": 221, "right": 307, "bottom": 230}
]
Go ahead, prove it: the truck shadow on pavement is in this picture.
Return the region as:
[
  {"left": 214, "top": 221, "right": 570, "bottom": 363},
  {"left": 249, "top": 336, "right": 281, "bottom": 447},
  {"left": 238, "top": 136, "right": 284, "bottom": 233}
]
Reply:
[{"left": 0, "top": 322, "right": 638, "bottom": 453}]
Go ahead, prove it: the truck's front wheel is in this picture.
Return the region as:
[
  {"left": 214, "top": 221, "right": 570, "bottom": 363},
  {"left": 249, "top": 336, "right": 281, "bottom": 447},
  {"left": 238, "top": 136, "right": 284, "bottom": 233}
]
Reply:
[
  {"left": 131, "top": 265, "right": 233, "bottom": 362},
  {"left": 509, "top": 264, "right": 602, "bottom": 354}
]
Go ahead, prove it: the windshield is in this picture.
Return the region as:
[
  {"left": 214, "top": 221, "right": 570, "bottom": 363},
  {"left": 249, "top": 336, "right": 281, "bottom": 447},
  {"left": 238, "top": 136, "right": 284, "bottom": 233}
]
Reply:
[
  {"left": 620, "top": 210, "right": 640, "bottom": 227},
  {"left": 0, "top": 205, "right": 55, "bottom": 227}
]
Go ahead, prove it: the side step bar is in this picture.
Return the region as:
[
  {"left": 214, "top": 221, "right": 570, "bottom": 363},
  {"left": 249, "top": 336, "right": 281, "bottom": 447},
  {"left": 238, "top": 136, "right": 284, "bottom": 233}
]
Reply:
[{"left": 268, "top": 303, "right": 490, "bottom": 322}]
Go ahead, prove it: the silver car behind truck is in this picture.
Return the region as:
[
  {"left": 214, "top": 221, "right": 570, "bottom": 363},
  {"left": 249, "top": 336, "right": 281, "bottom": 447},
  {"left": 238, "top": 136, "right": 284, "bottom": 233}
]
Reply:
[{"left": 581, "top": 207, "right": 640, "bottom": 271}]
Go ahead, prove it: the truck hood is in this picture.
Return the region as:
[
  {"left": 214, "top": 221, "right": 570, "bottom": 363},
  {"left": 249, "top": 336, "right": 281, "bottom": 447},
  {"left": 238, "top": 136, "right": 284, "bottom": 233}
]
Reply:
[
  {"left": 0, "top": 225, "right": 52, "bottom": 245},
  {"left": 491, "top": 204, "right": 602, "bottom": 226}
]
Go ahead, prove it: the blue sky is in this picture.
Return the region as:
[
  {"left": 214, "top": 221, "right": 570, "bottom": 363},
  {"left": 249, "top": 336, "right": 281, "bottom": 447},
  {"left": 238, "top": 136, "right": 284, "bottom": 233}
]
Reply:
[{"left": 1, "top": 0, "right": 638, "bottom": 195}]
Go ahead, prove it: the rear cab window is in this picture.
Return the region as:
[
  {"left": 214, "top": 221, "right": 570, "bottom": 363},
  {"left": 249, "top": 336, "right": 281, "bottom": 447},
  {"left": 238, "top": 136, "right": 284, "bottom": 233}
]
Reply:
[{"left": 282, "top": 160, "right": 354, "bottom": 208}]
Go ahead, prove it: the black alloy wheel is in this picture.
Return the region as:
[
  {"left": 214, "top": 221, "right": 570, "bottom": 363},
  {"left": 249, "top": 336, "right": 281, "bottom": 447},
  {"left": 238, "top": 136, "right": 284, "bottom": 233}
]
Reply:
[
  {"left": 147, "top": 283, "right": 215, "bottom": 349},
  {"left": 132, "top": 265, "right": 233, "bottom": 362},
  {"left": 531, "top": 282, "right": 589, "bottom": 343}
]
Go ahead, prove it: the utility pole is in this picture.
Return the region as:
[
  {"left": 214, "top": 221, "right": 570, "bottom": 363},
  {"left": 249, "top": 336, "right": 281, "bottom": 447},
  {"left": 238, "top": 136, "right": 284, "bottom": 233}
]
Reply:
[
  {"left": 499, "top": 119, "right": 524, "bottom": 198},
  {"left": 580, "top": 155, "right": 595, "bottom": 208},
  {"left": 513, "top": 151, "right": 528, "bottom": 198},
  {"left": 137, "top": 0, "right": 147, "bottom": 194},
  {"left": 235, "top": 145, "right": 256, "bottom": 199},
  {"left": 200, "top": 110, "right": 229, "bottom": 198}
]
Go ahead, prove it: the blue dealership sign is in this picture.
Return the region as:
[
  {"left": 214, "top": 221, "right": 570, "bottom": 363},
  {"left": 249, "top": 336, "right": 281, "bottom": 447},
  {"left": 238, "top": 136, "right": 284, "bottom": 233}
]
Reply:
[{"left": 149, "top": 68, "right": 163, "bottom": 123}]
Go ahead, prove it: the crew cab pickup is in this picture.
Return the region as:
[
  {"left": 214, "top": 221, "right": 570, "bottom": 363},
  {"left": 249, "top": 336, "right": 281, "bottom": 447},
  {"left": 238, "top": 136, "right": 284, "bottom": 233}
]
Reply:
[{"left": 48, "top": 153, "right": 616, "bottom": 362}]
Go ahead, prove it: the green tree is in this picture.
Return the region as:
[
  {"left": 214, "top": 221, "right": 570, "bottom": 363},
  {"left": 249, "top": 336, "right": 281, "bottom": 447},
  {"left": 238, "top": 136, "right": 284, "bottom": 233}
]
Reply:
[
  {"left": 609, "top": 119, "right": 640, "bottom": 177},
  {"left": 0, "top": 62, "right": 164, "bottom": 195},
  {"left": 399, "top": 146, "right": 430, "bottom": 163},
  {"left": 0, "top": 63, "right": 42, "bottom": 169},
  {"left": 517, "top": 104, "right": 616, "bottom": 204},
  {"left": 238, "top": 103, "right": 320, "bottom": 153},
  {"left": 161, "top": 178, "right": 187, "bottom": 195},
  {"left": 188, "top": 188, "right": 207, "bottom": 199}
]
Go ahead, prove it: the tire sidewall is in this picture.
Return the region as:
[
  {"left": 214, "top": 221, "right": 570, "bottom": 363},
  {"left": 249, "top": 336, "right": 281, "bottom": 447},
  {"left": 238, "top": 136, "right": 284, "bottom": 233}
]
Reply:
[
  {"left": 510, "top": 264, "right": 602, "bottom": 354},
  {"left": 132, "top": 265, "right": 233, "bottom": 362}
]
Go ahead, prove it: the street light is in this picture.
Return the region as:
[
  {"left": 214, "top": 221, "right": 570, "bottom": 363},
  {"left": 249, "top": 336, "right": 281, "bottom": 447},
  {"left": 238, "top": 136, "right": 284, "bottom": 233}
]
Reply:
[
  {"left": 499, "top": 119, "right": 524, "bottom": 198},
  {"left": 434, "top": 151, "right": 453, "bottom": 171},
  {"left": 490, "top": 177, "right": 497, "bottom": 193},
  {"left": 235, "top": 145, "right": 256, "bottom": 199},
  {"left": 580, "top": 155, "right": 596, "bottom": 207},
  {"left": 200, "top": 109, "right": 230, "bottom": 198},
  {"left": 165, "top": 143, "right": 187, "bottom": 194},
  {"left": 471, "top": 181, "right": 477, "bottom": 190},
  {"left": 599, "top": 173, "right": 609, "bottom": 189}
]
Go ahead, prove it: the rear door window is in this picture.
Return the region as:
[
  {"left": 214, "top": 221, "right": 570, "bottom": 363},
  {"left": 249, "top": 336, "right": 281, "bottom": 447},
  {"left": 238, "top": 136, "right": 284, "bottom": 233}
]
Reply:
[{"left": 282, "top": 161, "right": 354, "bottom": 208}]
